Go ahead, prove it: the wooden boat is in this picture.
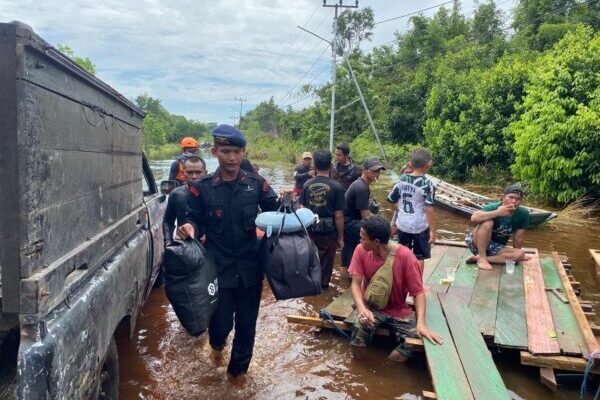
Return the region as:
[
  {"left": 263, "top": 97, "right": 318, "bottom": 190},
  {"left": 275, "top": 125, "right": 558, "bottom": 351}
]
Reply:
[{"left": 427, "top": 175, "right": 557, "bottom": 228}]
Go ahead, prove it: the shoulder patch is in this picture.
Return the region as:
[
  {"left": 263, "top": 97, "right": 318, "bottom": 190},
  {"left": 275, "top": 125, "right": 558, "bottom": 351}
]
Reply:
[
  {"left": 262, "top": 180, "right": 269, "bottom": 192},
  {"left": 189, "top": 186, "right": 200, "bottom": 197}
]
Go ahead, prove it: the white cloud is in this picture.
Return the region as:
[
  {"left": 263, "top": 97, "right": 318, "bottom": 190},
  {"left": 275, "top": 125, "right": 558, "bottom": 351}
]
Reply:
[{"left": 1, "top": 0, "right": 515, "bottom": 123}]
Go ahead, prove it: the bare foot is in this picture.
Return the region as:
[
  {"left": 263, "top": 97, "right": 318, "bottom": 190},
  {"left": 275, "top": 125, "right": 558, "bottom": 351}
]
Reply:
[
  {"left": 477, "top": 258, "right": 493, "bottom": 270},
  {"left": 466, "top": 255, "right": 479, "bottom": 264},
  {"left": 387, "top": 349, "right": 409, "bottom": 363}
]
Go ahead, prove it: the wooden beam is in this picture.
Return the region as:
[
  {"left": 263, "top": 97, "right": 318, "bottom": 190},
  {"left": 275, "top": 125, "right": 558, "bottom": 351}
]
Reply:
[
  {"left": 521, "top": 351, "right": 600, "bottom": 374},
  {"left": 540, "top": 368, "right": 558, "bottom": 392},
  {"left": 552, "top": 252, "right": 599, "bottom": 356},
  {"left": 422, "top": 390, "right": 438, "bottom": 399},
  {"left": 286, "top": 315, "right": 390, "bottom": 336},
  {"left": 405, "top": 337, "right": 425, "bottom": 350},
  {"left": 590, "top": 249, "right": 600, "bottom": 278}
]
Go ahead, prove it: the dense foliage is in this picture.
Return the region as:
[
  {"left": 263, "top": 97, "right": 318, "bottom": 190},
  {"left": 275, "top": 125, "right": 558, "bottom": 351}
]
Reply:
[
  {"left": 134, "top": 94, "right": 212, "bottom": 153},
  {"left": 240, "top": 0, "right": 600, "bottom": 203}
]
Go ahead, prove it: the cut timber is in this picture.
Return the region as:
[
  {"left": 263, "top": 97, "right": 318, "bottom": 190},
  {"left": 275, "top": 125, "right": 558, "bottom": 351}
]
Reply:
[
  {"left": 539, "top": 256, "right": 585, "bottom": 356},
  {"left": 540, "top": 368, "right": 558, "bottom": 392},
  {"left": 469, "top": 267, "right": 502, "bottom": 338},
  {"left": 286, "top": 315, "right": 390, "bottom": 336},
  {"left": 523, "top": 252, "right": 560, "bottom": 355},
  {"left": 424, "top": 293, "right": 474, "bottom": 400},
  {"left": 552, "top": 252, "right": 599, "bottom": 356},
  {"left": 521, "top": 351, "right": 600, "bottom": 374},
  {"left": 426, "top": 246, "right": 467, "bottom": 293},
  {"left": 495, "top": 261, "right": 528, "bottom": 349},
  {"left": 446, "top": 255, "right": 479, "bottom": 305},
  {"left": 422, "top": 390, "right": 438, "bottom": 399},
  {"left": 423, "top": 245, "right": 449, "bottom": 285},
  {"left": 323, "top": 290, "right": 354, "bottom": 320},
  {"left": 405, "top": 337, "right": 425, "bottom": 350},
  {"left": 439, "top": 293, "right": 511, "bottom": 400},
  {"left": 590, "top": 249, "right": 600, "bottom": 278}
]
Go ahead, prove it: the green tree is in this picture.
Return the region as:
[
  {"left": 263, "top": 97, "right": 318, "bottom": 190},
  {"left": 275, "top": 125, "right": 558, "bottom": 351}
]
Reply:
[
  {"left": 510, "top": 26, "right": 600, "bottom": 202},
  {"left": 336, "top": 7, "right": 374, "bottom": 56},
  {"left": 57, "top": 44, "right": 96, "bottom": 75}
]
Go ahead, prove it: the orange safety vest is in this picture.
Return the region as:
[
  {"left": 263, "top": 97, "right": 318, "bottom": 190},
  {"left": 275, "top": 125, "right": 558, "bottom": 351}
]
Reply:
[{"left": 175, "top": 160, "right": 185, "bottom": 184}]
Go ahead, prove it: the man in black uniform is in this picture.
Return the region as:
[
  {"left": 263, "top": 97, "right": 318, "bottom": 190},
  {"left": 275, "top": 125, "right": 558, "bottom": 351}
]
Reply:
[
  {"left": 162, "top": 156, "right": 206, "bottom": 245},
  {"left": 332, "top": 143, "right": 362, "bottom": 191},
  {"left": 176, "top": 125, "right": 278, "bottom": 377},
  {"left": 342, "top": 157, "right": 385, "bottom": 270},
  {"left": 300, "top": 149, "right": 345, "bottom": 289}
]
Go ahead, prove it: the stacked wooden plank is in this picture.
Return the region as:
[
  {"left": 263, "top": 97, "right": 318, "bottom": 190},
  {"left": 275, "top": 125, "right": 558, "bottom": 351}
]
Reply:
[{"left": 424, "top": 292, "right": 511, "bottom": 400}]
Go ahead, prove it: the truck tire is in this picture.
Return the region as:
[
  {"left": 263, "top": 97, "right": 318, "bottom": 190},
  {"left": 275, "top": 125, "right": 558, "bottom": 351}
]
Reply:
[{"left": 95, "top": 337, "right": 119, "bottom": 400}]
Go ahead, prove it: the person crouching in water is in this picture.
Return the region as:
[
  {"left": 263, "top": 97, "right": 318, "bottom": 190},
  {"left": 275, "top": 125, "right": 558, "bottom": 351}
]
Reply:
[{"left": 349, "top": 216, "right": 443, "bottom": 363}]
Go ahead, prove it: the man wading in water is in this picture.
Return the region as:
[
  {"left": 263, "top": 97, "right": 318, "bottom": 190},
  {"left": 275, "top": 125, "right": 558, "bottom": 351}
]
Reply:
[{"left": 177, "top": 125, "right": 279, "bottom": 376}]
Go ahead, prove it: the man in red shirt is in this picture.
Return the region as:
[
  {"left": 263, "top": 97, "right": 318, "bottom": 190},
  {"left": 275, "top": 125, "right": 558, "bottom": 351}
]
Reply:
[{"left": 349, "top": 216, "right": 443, "bottom": 362}]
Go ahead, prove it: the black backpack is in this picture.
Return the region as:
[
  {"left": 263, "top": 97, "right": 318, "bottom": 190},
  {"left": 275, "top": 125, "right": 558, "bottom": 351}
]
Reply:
[
  {"left": 163, "top": 239, "right": 218, "bottom": 336},
  {"left": 260, "top": 196, "right": 322, "bottom": 300}
]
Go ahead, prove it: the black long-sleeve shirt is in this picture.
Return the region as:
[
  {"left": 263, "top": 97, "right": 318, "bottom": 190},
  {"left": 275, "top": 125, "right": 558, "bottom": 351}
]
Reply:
[{"left": 185, "top": 168, "right": 278, "bottom": 288}]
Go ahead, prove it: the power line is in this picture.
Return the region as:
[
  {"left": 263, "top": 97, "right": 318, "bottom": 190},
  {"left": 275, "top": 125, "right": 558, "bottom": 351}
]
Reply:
[
  {"left": 374, "top": 0, "right": 455, "bottom": 25},
  {"left": 244, "top": 7, "right": 334, "bottom": 101}
]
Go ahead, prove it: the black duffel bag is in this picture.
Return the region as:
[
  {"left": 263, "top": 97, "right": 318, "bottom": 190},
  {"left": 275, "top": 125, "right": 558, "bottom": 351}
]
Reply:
[
  {"left": 260, "top": 196, "right": 322, "bottom": 300},
  {"left": 163, "top": 239, "right": 218, "bottom": 336}
]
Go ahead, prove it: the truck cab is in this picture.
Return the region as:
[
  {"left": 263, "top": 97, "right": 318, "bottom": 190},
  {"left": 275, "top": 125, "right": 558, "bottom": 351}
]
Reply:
[{"left": 0, "top": 21, "right": 165, "bottom": 399}]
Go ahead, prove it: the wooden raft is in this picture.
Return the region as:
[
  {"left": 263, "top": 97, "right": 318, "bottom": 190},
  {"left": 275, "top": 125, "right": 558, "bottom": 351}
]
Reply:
[{"left": 287, "top": 242, "right": 599, "bottom": 395}]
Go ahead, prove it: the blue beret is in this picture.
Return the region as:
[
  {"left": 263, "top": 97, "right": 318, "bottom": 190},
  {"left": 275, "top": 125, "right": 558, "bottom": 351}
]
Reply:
[{"left": 212, "top": 124, "right": 247, "bottom": 147}]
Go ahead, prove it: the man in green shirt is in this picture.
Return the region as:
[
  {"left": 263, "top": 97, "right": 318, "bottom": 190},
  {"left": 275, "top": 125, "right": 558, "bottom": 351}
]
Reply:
[{"left": 465, "top": 185, "right": 531, "bottom": 270}]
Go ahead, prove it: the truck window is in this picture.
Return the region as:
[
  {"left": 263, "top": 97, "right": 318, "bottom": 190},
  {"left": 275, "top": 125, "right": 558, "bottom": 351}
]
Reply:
[{"left": 142, "top": 156, "right": 157, "bottom": 197}]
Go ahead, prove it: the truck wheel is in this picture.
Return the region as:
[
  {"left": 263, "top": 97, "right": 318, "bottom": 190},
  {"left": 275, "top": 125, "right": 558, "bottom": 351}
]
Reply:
[{"left": 95, "top": 337, "right": 119, "bottom": 400}]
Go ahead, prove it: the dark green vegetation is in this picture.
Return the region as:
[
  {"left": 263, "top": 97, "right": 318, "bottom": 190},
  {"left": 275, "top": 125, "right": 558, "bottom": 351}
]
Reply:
[
  {"left": 241, "top": 0, "right": 600, "bottom": 203},
  {"left": 134, "top": 94, "right": 213, "bottom": 157}
]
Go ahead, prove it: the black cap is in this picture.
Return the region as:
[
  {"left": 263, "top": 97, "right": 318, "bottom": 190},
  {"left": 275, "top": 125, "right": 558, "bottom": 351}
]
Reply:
[
  {"left": 503, "top": 184, "right": 524, "bottom": 198},
  {"left": 212, "top": 124, "right": 247, "bottom": 147},
  {"left": 363, "top": 157, "right": 385, "bottom": 171}
]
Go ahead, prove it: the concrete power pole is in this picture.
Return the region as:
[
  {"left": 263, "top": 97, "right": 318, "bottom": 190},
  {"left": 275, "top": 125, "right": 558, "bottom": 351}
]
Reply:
[
  {"left": 234, "top": 97, "right": 247, "bottom": 128},
  {"left": 323, "top": 0, "right": 358, "bottom": 152}
]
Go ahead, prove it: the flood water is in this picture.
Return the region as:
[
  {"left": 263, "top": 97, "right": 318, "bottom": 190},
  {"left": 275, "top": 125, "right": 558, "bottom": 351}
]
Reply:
[{"left": 118, "top": 151, "right": 600, "bottom": 399}]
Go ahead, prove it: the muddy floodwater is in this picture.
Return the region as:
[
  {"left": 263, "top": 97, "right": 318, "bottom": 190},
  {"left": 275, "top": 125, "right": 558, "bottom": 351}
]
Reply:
[{"left": 118, "top": 151, "right": 600, "bottom": 399}]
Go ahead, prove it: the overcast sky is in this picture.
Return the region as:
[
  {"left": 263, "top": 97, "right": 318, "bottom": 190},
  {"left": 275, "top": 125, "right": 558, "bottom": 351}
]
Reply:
[{"left": 2, "top": 0, "right": 516, "bottom": 124}]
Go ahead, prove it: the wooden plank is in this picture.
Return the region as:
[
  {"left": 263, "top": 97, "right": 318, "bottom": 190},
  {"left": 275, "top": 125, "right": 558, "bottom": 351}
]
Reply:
[
  {"left": 552, "top": 252, "right": 599, "bottom": 356},
  {"left": 539, "top": 256, "right": 586, "bottom": 355},
  {"left": 540, "top": 368, "right": 558, "bottom": 392},
  {"left": 439, "top": 293, "right": 511, "bottom": 400},
  {"left": 423, "top": 244, "right": 448, "bottom": 284},
  {"left": 469, "top": 267, "right": 502, "bottom": 337},
  {"left": 286, "top": 315, "right": 390, "bottom": 336},
  {"left": 520, "top": 351, "right": 600, "bottom": 374},
  {"left": 324, "top": 290, "right": 354, "bottom": 320},
  {"left": 590, "top": 249, "right": 600, "bottom": 278},
  {"left": 495, "top": 261, "right": 528, "bottom": 348},
  {"left": 523, "top": 252, "right": 561, "bottom": 355},
  {"left": 446, "top": 254, "right": 479, "bottom": 305},
  {"left": 423, "top": 390, "right": 438, "bottom": 399},
  {"left": 426, "top": 246, "right": 466, "bottom": 293},
  {"left": 423, "top": 293, "right": 474, "bottom": 400}
]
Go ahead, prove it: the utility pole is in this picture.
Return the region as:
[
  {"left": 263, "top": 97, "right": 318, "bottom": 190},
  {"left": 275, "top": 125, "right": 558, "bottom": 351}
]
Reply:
[
  {"left": 234, "top": 97, "right": 247, "bottom": 129},
  {"left": 323, "top": 0, "right": 358, "bottom": 152}
]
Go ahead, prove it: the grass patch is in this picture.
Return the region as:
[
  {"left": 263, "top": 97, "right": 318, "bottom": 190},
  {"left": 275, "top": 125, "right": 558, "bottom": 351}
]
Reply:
[
  {"left": 556, "top": 196, "right": 600, "bottom": 224},
  {"left": 145, "top": 143, "right": 180, "bottom": 160}
]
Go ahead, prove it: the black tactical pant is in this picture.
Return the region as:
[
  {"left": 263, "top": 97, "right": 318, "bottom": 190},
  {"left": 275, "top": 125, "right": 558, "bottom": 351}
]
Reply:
[{"left": 208, "top": 280, "right": 262, "bottom": 375}]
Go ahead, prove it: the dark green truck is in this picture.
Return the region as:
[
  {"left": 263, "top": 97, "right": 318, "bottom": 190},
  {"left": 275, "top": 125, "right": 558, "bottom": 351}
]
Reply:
[{"left": 0, "top": 21, "right": 166, "bottom": 399}]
